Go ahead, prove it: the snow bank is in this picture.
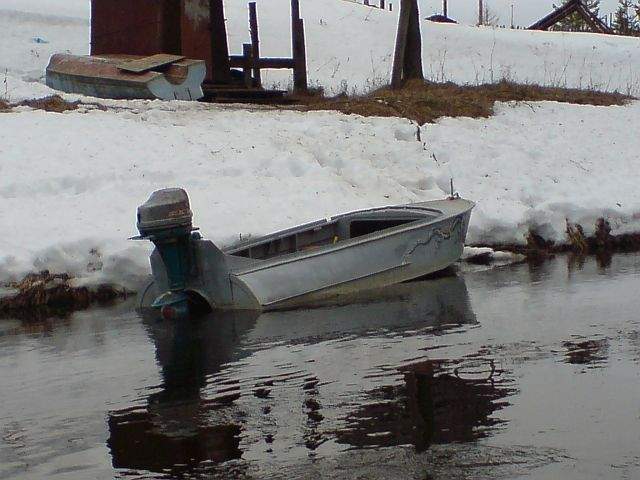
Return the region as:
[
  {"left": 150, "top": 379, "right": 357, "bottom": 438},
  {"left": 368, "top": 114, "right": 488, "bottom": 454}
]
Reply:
[
  {"left": 1, "top": 99, "right": 639, "bottom": 288},
  {"left": 427, "top": 100, "right": 640, "bottom": 245},
  {"left": 0, "top": 102, "right": 441, "bottom": 287},
  {"left": 3, "top": 1, "right": 640, "bottom": 99}
]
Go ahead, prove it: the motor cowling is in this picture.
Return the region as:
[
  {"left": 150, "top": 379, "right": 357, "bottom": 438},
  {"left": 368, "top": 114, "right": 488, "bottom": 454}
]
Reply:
[
  {"left": 137, "top": 188, "right": 195, "bottom": 320},
  {"left": 137, "top": 188, "right": 193, "bottom": 236}
]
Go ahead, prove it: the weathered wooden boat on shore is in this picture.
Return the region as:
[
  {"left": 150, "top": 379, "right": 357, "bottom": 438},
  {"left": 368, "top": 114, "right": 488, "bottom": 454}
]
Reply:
[
  {"left": 136, "top": 188, "right": 474, "bottom": 319},
  {"left": 46, "top": 54, "right": 206, "bottom": 101}
]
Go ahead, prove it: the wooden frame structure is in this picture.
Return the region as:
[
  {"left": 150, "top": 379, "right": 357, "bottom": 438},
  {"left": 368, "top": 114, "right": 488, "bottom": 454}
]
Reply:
[
  {"left": 91, "top": 0, "right": 308, "bottom": 97},
  {"left": 528, "top": 0, "right": 613, "bottom": 34}
]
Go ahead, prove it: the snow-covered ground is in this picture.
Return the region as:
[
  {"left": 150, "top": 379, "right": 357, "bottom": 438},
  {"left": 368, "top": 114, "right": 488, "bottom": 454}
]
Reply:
[
  {"left": 2, "top": 99, "right": 638, "bottom": 288},
  {"left": 2, "top": 0, "right": 640, "bottom": 98},
  {"left": 1, "top": 1, "right": 639, "bottom": 289}
]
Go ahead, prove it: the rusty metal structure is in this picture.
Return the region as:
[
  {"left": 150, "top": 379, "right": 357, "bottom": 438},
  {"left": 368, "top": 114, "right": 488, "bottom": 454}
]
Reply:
[
  {"left": 91, "top": 0, "right": 228, "bottom": 84},
  {"left": 90, "top": 0, "right": 307, "bottom": 96},
  {"left": 528, "top": 0, "right": 613, "bottom": 34}
]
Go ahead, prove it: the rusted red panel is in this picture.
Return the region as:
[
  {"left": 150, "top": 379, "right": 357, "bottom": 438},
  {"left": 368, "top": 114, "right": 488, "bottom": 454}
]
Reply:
[
  {"left": 181, "top": 0, "right": 231, "bottom": 83},
  {"left": 91, "top": 0, "right": 229, "bottom": 84},
  {"left": 181, "top": 0, "right": 213, "bottom": 81},
  {"left": 91, "top": 0, "right": 181, "bottom": 56}
]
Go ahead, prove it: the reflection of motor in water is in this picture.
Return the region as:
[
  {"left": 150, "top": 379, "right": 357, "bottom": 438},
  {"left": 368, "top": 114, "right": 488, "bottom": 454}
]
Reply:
[
  {"left": 107, "top": 311, "right": 258, "bottom": 475},
  {"left": 108, "top": 272, "right": 478, "bottom": 475}
]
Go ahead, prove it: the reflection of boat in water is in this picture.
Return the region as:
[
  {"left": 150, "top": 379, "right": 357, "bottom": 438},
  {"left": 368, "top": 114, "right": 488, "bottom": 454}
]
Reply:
[
  {"left": 243, "top": 272, "right": 476, "bottom": 347},
  {"left": 108, "top": 274, "right": 476, "bottom": 476},
  {"left": 336, "top": 358, "right": 516, "bottom": 451},
  {"left": 134, "top": 188, "right": 474, "bottom": 319}
]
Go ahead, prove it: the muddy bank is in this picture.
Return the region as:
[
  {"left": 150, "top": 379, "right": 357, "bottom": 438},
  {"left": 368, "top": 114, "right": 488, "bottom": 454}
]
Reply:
[
  {"left": 0, "top": 270, "right": 132, "bottom": 321},
  {"left": 472, "top": 217, "right": 640, "bottom": 261}
]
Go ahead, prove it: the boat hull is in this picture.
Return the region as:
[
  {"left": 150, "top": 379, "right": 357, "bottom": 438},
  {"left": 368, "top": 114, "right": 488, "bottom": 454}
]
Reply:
[
  {"left": 140, "top": 198, "right": 473, "bottom": 312},
  {"left": 231, "top": 202, "right": 471, "bottom": 310}
]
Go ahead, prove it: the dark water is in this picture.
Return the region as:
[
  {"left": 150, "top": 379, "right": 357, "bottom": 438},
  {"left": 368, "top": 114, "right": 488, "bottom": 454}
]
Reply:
[{"left": 2, "top": 254, "right": 640, "bottom": 479}]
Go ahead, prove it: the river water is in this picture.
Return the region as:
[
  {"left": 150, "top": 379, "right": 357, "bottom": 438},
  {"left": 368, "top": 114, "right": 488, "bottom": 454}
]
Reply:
[{"left": 1, "top": 254, "right": 640, "bottom": 480}]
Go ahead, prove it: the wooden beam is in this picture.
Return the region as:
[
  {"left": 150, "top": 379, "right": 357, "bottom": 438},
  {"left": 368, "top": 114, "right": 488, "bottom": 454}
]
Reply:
[
  {"left": 242, "top": 43, "right": 253, "bottom": 88},
  {"left": 209, "top": 0, "right": 231, "bottom": 84},
  {"left": 292, "top": 18, "right": 308, "bottom": 92},
  {"left": 249, "top": 2, "right": 262, "bottom": 87},
  {"left": 229, "top": 56, "right": 296, "bottom": 69},
  {"left": 291, "top": 0, "right": 308, "bottom": 92}
]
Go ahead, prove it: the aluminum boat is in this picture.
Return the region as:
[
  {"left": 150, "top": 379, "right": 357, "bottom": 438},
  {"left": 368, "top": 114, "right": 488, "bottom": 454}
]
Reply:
[{"left": 136, "top": 188, "right": 474, "bottom": 318}]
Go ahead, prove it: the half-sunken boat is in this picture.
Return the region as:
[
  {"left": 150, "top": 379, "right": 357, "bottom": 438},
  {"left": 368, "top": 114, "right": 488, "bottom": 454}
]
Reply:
[{"left": 136, "top": 188, "right": 474, "bottom": 319}]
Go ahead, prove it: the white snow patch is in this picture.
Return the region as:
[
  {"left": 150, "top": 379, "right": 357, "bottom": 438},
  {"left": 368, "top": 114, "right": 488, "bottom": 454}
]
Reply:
[{"left": 462, "top": 247, "right": 524, "bottom": 264}]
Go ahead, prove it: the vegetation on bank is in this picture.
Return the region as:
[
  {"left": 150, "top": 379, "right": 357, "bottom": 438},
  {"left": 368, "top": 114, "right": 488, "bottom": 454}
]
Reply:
[
  {"left": 0, "top": 271, "right": 131, "bottom": 321},
  {"left": 291, "top": 79, "right": 632, "bottom": 124}
]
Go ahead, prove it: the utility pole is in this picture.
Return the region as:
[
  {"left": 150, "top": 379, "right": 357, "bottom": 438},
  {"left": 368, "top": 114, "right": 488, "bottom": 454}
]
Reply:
[
  {"left": 443, "top": 0, "right": 447, "bottom": 18},
  {"left": 478, "top": 0, "right": 484, "bottom": 25},
  {"left": 510, "top": 3, "right": 514, "bottom": 28}
]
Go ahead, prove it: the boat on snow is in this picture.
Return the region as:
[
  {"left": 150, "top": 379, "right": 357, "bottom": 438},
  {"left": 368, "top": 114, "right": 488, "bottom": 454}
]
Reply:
[
  {"left": 136, "top": 188, "right": 474, "bottom": 319},
  {"left": 46, "top": 53, "right": 206, "bottom": 101}
]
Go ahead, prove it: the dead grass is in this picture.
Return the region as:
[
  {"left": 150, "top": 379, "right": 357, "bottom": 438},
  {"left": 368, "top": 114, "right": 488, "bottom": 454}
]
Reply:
[
  {"left": 0, "top": 99, "right": 10, "bottom": 112},
  {"left": 289, "top": 80, "right": 632, "bottom": 124},
  {"left": 0, "top": 270, "right": 131, "bottom": 320},
  {"left": 18, "top": 95, "right": 79, "bottom": 113}
]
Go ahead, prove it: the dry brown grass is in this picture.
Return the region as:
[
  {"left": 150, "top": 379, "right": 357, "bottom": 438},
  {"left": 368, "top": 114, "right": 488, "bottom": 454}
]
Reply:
[
  {"left": 290, "top": 80, "right": 631, "bottom": 124},
  {"left": 18, "top": 95, "right": 79, "bottom": 113},
  {"left": 0, "top": 99, "right": 10, "bottom": 112}
]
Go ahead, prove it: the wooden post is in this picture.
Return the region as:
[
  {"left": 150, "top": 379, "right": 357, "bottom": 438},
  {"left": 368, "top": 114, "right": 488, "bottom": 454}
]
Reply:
[
  {"left": 443, "top": 0, "right": 448, "bottom": 17},
  {"left": 249, "top": 2, "right": 261, "bottom": 87},
  {"left": 291, "top": 0, "right": 308, "bottom": 93},
  {"left": 291, "top": 0, "right": 300, "bottom": 22},
  {"left": 242, "top": 43, "right": 253, "bottom": 88},
  {"left": 380, "top": 0, "right": 385, "bottom": 9},
  {"left": 478, "top": 0, "right": 484, "bottom": 25},
  {"left": 210, "top": 0, "right": 231, "bottom": 84},
  {"left": 392, "top": 0, "right": 422, "bottom": 87},
  {"left": 404, "top": 0, "right": 423, "bottom": 81}
]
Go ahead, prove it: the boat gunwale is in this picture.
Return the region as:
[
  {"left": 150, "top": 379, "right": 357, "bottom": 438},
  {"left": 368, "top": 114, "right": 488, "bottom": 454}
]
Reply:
[
  {"left": 224, "top": 204, "right": 445, "bottom": 255},
  {"left": 228, "top": 199, "right": 474, "bottom": 276}
]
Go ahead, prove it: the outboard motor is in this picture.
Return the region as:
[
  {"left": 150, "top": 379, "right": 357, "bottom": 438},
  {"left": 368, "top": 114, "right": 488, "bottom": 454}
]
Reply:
[{"left": 137, "top": 188, "right": 195, "bottom": 320}]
